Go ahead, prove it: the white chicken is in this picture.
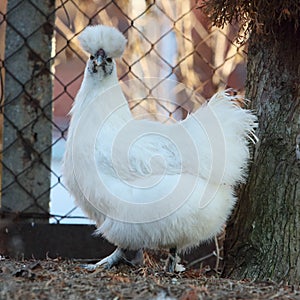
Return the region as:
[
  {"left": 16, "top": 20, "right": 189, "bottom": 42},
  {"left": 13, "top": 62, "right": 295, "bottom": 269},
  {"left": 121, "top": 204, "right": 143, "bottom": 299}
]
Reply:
[{"left": 63, "top": 25, "right": 257, "bottom": 272}]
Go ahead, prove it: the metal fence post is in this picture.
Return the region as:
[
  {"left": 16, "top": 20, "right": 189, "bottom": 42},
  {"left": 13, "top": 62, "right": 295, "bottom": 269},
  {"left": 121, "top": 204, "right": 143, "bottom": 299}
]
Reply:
[{"left": 0, "top": 0, "right": 55, "bottom": 223}]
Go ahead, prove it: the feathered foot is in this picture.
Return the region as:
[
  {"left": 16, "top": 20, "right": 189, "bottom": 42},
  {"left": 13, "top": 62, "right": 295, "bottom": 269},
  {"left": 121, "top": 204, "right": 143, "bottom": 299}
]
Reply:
[
  {"left": 165, "top": 247, "right": 185, "bottom": 273},
  {"left": 81, "top": 247, "right": 143, "bottom": 272}
]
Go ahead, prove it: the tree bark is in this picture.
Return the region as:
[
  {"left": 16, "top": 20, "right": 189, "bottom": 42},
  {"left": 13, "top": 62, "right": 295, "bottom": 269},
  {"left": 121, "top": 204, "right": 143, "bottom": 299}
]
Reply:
[{"left": 223, "top": 23, "right": 300, "bottom": 284}]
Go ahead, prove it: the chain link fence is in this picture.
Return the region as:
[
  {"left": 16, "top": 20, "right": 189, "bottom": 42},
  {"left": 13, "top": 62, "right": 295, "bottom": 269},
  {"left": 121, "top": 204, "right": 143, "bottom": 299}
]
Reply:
[{"left": 0, "top": 1, "right": 247, "bottom": 226}]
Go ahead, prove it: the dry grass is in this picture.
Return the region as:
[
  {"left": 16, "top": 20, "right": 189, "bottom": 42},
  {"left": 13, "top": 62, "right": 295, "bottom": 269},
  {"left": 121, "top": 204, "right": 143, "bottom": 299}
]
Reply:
[{"left": 0, "top": 256, "right": 299, "bottom": 300}]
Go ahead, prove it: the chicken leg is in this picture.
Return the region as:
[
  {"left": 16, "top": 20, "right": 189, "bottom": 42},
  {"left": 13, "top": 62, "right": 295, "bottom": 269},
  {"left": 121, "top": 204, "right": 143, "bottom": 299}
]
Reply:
[
  {"left": 81, "top": 247, "right": 143, "bottom": 271},
  {"left": 165, "top": 247, "right": 186, "bottom": 273},
  {"left": 166, "top": 247, "right": 177, "bottom": 272}
]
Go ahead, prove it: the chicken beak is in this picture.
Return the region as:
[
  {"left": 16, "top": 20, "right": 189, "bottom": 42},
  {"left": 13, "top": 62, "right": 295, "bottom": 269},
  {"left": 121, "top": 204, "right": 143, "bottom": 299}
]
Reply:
[{"left": 96, "top": 56, "right": 105, "bottom": 66}]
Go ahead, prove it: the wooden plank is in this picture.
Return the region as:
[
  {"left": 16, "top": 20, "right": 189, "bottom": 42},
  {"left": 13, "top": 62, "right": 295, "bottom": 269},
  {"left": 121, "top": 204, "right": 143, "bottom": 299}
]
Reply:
[
  {"left": 0, "top": 223, "right": 115, "bottom": 259},
  {"left": 0, "top": 223, "right": 217, "bottom": 267}
]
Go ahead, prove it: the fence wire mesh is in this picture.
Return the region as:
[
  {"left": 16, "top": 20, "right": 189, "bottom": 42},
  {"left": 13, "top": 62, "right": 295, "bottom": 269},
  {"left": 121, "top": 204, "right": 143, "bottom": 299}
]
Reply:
[{"left": 0, "top": 0, "right": 247, "bottom": 226}]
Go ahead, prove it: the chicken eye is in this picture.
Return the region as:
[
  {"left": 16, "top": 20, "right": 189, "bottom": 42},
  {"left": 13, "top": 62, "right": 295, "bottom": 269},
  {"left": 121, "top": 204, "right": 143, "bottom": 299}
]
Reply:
[
  {"left": 106, "top": 57, "right": 112, "bottom": 63},
  {"left": 90, "top": 55, "right": 95, "bottom": 60}
]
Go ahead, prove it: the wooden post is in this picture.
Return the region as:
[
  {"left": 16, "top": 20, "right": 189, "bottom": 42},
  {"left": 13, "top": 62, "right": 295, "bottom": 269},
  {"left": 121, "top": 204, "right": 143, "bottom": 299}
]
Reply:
[{"left": 1, "top": 0, "right": 55, "bottom": 222}]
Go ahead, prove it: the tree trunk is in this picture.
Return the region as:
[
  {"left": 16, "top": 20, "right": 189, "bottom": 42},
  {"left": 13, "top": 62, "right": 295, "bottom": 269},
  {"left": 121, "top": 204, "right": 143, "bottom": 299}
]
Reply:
[{"left": 223, "top": 23, "right": 300, "bottom": 284}]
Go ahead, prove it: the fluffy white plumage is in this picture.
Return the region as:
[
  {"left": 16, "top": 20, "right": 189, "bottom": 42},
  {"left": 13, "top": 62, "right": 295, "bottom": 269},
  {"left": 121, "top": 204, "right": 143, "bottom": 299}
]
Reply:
[
  {"left": 78, "top": 25, "right": 127, "bottom": 58},
  {"left": 63, "top": 25, "right": 257, "bottom": 271}
]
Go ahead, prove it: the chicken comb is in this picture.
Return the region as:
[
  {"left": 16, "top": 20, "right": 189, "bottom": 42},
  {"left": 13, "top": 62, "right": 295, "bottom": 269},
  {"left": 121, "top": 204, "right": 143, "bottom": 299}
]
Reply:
[{"left": 78, "top": 25, "right": 127, "bottom": 58}]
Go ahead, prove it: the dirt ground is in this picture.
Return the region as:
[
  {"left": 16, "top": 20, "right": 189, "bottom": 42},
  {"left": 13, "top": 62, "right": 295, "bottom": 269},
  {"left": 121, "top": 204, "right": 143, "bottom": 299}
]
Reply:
[{"left": 0, "top": 255, "right": 299, "bottom": 300}]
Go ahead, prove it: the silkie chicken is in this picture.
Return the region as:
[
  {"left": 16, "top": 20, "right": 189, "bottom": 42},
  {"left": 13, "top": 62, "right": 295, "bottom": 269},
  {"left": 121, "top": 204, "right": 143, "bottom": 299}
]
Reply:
[{"left": 63, "top": 25, "right": 257, "bottom": 272}]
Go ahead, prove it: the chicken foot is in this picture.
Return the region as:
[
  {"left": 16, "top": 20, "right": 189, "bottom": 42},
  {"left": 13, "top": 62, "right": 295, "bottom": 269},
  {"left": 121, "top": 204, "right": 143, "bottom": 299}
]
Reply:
[
  {"left": 165, "top": 247, "right": 185, "bottom": 273},
  {"left": 81, "top": 247, "right": 143, "bottom": 271}
]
